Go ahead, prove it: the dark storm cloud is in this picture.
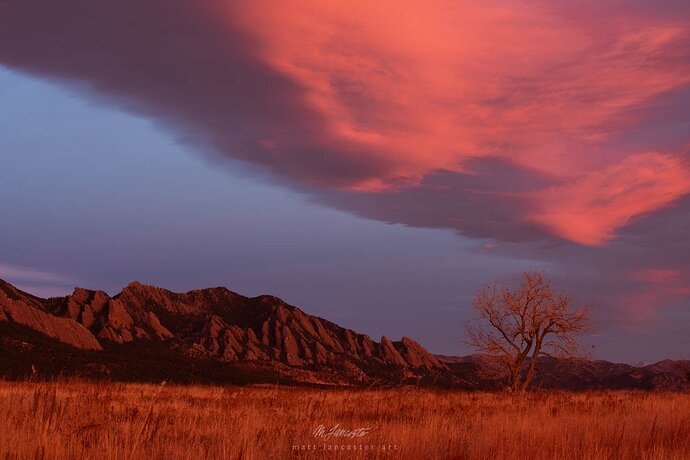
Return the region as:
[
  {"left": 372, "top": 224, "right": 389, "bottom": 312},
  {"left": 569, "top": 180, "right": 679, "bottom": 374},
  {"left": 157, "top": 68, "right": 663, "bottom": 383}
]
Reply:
[{"left": 0, "top": 0, "right": 393, "bottom": 187}]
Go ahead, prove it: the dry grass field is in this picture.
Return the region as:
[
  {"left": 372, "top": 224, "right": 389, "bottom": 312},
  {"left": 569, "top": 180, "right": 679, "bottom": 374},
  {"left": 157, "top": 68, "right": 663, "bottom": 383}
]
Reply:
[{"left": 1, "top": 380, "right": 690, "bottom": 459}]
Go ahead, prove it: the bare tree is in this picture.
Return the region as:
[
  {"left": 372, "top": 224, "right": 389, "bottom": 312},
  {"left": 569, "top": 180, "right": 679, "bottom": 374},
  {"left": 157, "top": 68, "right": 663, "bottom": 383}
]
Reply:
[{"left": 466, "top": 271, "right": 591, "bottom": 394}]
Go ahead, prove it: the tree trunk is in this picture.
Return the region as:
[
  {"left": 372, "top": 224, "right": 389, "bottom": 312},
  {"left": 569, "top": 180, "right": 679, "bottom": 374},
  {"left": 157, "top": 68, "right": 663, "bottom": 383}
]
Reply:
[
  {"left": 519, "top": 339, "right": 542, "bottom": 393},
  {"left": 509, "top": 363, "right": 521, "bottom": 394}
]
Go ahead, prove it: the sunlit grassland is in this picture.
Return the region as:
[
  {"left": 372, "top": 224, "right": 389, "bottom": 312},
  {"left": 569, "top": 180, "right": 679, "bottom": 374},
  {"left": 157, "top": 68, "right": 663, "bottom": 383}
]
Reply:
[{"left": 1, "top": 380, "right": 689, "bottom": 459}]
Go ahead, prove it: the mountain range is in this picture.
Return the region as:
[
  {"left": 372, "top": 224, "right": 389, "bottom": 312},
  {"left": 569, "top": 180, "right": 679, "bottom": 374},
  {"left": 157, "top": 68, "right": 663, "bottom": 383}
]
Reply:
[{"left": 1, "top": 278, "right": 688, "bottom": 390}]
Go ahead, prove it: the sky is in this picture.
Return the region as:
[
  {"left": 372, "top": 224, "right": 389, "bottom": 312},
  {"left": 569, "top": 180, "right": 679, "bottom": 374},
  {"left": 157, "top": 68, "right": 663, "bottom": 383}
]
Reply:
[{"left": 1, "top": 0, "right": 690, "bottom": 363}]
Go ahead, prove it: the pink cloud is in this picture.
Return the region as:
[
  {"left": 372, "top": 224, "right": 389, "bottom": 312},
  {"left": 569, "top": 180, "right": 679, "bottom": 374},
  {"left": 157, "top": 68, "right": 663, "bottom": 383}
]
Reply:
[
  {"left": 527, "top": 153, "right": 690, "bottom": 245},
  {"left": 230, "top": 1, "right": 690, "bottom": 182},
  {"left": 609, "top": 272, "right": 690, "bottom": 326},
  {"left": 224, "top": 1, "right": 690, "bottom": 242},
  {"left": 629, "top": 268, "right": 684, "bottom": 283},
  {"left": 2, "top": 0, "right": 690, "bottom": 245}
]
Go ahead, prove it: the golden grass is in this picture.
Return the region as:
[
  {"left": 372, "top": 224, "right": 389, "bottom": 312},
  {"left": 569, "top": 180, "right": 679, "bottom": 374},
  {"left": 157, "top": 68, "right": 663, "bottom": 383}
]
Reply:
[{"left": 1, "top": 380, "right": 689, "bottom": 459}]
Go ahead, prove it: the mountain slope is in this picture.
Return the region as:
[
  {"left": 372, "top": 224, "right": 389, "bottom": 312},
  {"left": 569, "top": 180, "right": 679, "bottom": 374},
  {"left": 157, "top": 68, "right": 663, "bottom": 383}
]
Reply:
[
  {"left": 0, "top": 279, "right": 445, "bottom": 385},
  {"left": 0, "top": 280, "right": 101, "bottom": 350}
]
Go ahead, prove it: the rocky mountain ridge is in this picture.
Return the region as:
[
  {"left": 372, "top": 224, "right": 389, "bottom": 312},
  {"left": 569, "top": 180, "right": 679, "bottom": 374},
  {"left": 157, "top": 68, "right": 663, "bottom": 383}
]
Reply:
[
  {"left": 2, "top": 278, "right": 689, "bottom": 390},
  {"left": 0, "top": 278, "right": 444, "bottom": 385}
]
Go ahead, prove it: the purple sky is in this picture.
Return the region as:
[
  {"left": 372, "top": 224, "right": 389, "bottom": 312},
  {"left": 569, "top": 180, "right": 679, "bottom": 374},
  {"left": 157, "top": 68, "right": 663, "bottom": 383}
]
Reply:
[{"left": 1, "top": 0, "right": 690, "bottom": 363}]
